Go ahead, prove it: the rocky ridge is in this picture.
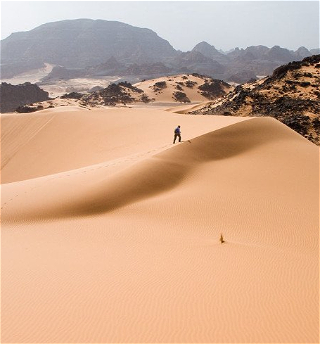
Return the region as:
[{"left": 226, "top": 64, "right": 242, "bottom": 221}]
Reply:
[
  {"left": 188, "top": 55, "right": 320, "bottom": 145},
  {"left": 40, "top": 44, "right": 317, "bottom": 86}
]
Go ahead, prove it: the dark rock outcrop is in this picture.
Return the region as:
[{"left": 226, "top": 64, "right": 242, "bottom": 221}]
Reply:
[
  {"left": 60, "top": 92, "right": 84, "bottom": 100},
  {"left": 189, "top": 55, "right": 320, "bottom": 145},
  {"left": 16, "top": 104, "right": 45, "bottom": 113},
  {"left": 198, "top": 79, "right": 231, "bottom": 99},
  {"left": 152, "top": 81, "right": 167, "bottom": 92},
  {"left": 80, "top": 82, "right": 146, "bottom": 106},
  {"left": 172, "top": 91, "right": 190, "bottom": 103},
  {"left": 262, "top": 54, "right": 320, "bottom": 84},
  {"left": 0, "top": 82, "right": 50, "bottom": 113}
]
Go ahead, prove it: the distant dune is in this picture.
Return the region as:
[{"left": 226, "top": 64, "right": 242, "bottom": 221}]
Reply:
[
  {"left": 134, "top": 73, "right": 232, "bottom": 103},
  {"left": 1, "top": 105, "right": 318, "bottom": 343}
]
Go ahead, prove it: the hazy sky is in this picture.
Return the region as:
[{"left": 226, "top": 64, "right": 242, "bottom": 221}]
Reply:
[{"left": 0, "top": 1, "right": 319, "bottom": 51}]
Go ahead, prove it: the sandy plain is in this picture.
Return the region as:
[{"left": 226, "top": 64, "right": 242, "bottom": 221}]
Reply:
[{"left": 1, "top": 103, "right": 319, "bottom": 343}]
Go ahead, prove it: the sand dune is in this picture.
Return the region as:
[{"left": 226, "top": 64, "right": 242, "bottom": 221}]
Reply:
[
  {"left": 1, "top": 106, "right": 319, "bottom": 343},
  {"left": 3, "top": 116, "right": 314, "bottom": 222},
  {"left": 134, "top": 74, "right": 232, "bottom": 103},
  {"left": 1, "top": 106, "right": 246, "bottom": 184}
]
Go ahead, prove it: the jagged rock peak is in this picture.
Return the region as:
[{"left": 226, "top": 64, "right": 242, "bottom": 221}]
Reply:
[{"left": 192, "top": 41, "right": 226, "bottom": 58}]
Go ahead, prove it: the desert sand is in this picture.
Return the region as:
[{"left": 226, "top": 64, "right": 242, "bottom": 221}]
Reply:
[
  {"left": 1, "top": 104, "right": 319, "bottom": 343},
  {"left": 134, "top": 74, "right": 231, "bottom": 103}
]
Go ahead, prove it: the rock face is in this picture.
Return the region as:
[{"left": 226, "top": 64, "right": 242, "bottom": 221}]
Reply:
[
  {"left": 0, "top": 82, "right": 50, "bottom": 113},
  {"left": 197, "top": 78, "right": 230, "bottom": 99},
  {"left": 188, "top": 55, "right": 320, "bottom": 145}
]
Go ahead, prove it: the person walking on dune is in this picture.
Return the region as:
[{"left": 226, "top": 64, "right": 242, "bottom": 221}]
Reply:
[{"left": 173, "top": 125, "right": 181, "bottom": 144}]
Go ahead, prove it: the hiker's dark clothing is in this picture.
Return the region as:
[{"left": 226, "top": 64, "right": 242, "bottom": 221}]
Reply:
[{"left": 173, "top": 127, "right": 181, "bottom": 143}]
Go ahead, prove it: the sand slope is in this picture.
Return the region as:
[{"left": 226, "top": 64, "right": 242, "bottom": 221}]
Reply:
[
  {"left": 1, "top": 107, "right": 246, "bottom": 184},
  {"left": 1, "top": 107, "right": 319, "bottom": 343},
  {"left": 134, "top": 74, "right": 232, "bottom": 103}
]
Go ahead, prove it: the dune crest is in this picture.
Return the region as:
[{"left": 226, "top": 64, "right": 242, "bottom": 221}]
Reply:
[
  {"left": 2, "top": 117, "right": 315, "bottom": 223},
  {"left": 1, "top": 107, "right": 249, "bottom": 184}
]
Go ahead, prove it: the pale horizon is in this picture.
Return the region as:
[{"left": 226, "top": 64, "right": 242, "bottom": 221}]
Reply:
[{"left": 1, "top": 1, "right": 319, "bottom": 52}]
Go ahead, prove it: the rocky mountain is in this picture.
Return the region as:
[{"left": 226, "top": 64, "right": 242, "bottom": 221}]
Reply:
[
  {"left": 40, "top": 43, "right": 318, "bottom": 87},
  {"left": 0, "top": 82, "right": 50, "bottom": 113},
  {"left": 266, "top": 45, "right": 296, "bottom": 62},
  {"left": 40, "top": 50, "right": 227, "bottom": 88},
  {"left": 173, "top": 51, "right": 225, "bottom": 73},
  {"left": 188, "top": 55, "right": 320, "bottom": 145},
  {"left": 310, "top": 48, "right": 320, "bottom": 55},
  {"left": 189, "top": 43, "right": 319, "bottom": 83},
  {"left": 294, "top": 46, "right": 312, "bottom": 59},
  {"left": 1, "top": 19, "right": 318, "bottom": 85},
  {"left": 192, "top": 41, "right": 228, "bottom": 64},
  {"left": 1, "top": 19, "right": 177, "bottom": 78},
  {"left": 220, "top": 45, "right": 315, "bottom": 82},
  {"left": 227, "top": 45, "right": 270, "bottom": 60}
]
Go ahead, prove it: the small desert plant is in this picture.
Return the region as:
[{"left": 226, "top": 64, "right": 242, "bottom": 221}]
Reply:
[{"left": 220, "top": 234, "right": 225, "bottom": 244}]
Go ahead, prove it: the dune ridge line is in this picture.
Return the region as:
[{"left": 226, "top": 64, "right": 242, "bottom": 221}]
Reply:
[{"left": 2, "top": 117, "right": 311, "bottom": 223}]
